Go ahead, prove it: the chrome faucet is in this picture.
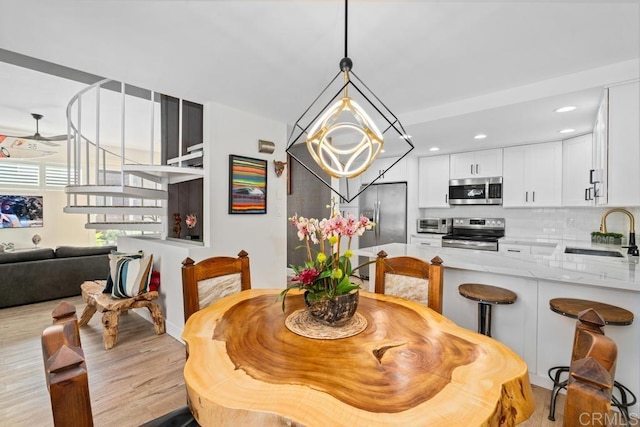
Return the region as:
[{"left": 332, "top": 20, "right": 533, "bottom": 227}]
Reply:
[{"left": 600, "top": 208, "right": 639, "bottom": 256}]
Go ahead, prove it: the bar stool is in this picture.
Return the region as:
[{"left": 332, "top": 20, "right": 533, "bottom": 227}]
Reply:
[
  {"left": 458, "top": 283, "right": 517, "bottom": 337},
  {"left": 548, "top": 298, "right": 636, "bottom": 425}
]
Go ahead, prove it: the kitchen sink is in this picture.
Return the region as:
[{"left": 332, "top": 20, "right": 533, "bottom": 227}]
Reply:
[{"left": 564, "top": 247, "right": 624, "bottom": 257}]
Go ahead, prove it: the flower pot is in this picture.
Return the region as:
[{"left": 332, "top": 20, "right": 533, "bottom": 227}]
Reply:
[{"left": 304, "top": 290, "right": 359, "bottom": 326}]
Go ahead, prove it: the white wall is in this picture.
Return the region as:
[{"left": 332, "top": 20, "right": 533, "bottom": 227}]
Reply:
[
  {"left": 206, "top": 101, "right": 288, "bottom": 288},
  {"left": 123, "top": 102, "right": 289, "bottom": 340}
]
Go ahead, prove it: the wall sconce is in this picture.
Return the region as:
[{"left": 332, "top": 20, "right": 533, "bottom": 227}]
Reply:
[
  {"left": 274, "top": 160, "right": 287, "bottom": 177},
  {"left": 258, "top": 139, "right": 275, "bottom": 154}
]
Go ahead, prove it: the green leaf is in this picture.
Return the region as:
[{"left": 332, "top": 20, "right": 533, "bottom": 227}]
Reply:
[{"left": 335, "top": 277, "right": 359, "bottom": 294}]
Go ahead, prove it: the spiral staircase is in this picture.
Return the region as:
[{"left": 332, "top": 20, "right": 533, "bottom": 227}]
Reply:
[{"left": 63, "top": 79, "right": 203, "bottom": 238}]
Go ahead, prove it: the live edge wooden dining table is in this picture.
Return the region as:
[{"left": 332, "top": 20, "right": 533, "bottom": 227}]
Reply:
[{"left": 182, "top": 289, "right": 535, "bottom": 426}]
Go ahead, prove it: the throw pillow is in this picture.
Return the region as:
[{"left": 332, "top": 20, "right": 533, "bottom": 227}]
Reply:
[
  {"left": 149, "top": 270, "right": 160, "bottom": 292},
  {"left": 103, "top": 250, "right": 144, "bottom": 294},
  {"left": 111, "top": 254, "right": 154, "bottom": 298}
]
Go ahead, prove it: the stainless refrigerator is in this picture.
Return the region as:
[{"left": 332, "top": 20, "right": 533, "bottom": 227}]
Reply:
[{"left": 358, "top": 182, "right": 407, "bottom": 279}]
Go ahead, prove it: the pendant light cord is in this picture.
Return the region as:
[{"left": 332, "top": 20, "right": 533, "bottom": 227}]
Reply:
[{"left": 344, "top": 0, "right": 348, "bottom": 58}]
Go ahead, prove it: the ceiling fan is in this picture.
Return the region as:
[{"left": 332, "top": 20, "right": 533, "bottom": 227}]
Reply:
[{"left": 5, "top": 113, "right": 67, "bottom": 147}]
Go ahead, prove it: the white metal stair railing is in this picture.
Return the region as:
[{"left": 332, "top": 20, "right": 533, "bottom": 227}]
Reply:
[{"left": 64, "top": 78, "right": 166, "bottom": 234}]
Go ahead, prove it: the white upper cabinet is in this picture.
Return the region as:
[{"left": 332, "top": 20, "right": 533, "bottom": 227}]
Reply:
[
  {"left": 562, "top": 133, "right": 593, "bottom": 207},
  {"left": 601, "top": 81, "right": 640, "bottom": 206},
  {"left": 503, "top": 141, "right": 562, "bottom": 207},
  {"left": 360, "top": 156, "right": 407, "bottom": 184},
  {"left": 449, "top": 148, "right": 503, "bottom": 179},
  {"left": 418, "top": 155, "right": 450, "bottom": 208}
]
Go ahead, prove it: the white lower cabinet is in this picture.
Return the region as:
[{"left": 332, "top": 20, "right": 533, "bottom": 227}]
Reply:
[
  {"left": 499, "top": 243, "right": 531, "bottom": 257},
  {"left": 444, "top": 271, "right": 639, "bottom": 413},
  {"left": 503, "top": 141, "right": 562, "bottom": 207},
  {"left": 443, "top": 269, "right": 537, "bottom": 372},
  {"left": 410, "top": 234, "right": 443, "bottom": 248}
]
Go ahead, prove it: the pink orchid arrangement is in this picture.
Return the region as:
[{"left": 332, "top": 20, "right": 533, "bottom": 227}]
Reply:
[{"left": 278, "top": 203, "right": 375, "bottom": 311}]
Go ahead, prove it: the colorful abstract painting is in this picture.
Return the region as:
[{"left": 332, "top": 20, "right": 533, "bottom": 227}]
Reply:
[{"left": 229, "top": 155, "right": 267, "bottom": 214}]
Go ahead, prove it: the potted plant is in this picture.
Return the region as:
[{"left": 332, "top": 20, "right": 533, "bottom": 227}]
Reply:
[
  {"left": 278, "top": 203, "right": 375, "bottom": 326},
  {"left": 590, "top": 231, "right": 623, "bottom": 245}
]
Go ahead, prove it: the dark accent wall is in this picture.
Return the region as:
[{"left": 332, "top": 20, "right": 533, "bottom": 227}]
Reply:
[
  {"left": 286, "top": 144, "right": 332, "bottom": 268},
  {"left": 161, "top": 96, "right": 204, "bottom": 242},
  {"left": 167, "top": 178, "right": 203, "bottom": 242}
]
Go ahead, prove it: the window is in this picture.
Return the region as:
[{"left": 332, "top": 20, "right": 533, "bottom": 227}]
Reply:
[
  {"left": 45, "top": 165, "right": 77, "bottom": 188},
  {"left": 0, "top": 162, "right": 40, "bottom": 187}
]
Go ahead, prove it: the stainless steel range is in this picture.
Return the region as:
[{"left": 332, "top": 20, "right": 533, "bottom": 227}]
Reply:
[{"left": 442, "top": 217, "right": 505, "bottom": 251}]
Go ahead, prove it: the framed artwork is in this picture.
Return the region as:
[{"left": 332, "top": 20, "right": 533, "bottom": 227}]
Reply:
[{"left": 229, "top": 155, "right": 267, "bottom": 214}]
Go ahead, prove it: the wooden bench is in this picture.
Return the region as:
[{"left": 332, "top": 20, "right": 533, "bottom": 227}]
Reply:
[{"left": 78, "top": 280, "right": 165, "bottom": 350}]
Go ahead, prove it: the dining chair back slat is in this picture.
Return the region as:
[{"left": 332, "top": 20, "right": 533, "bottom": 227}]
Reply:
[
  {"left": 181, "top": 250, "right": 252, "bottom": 322},
  {"left": 374, "top": 251, "right": 444, "bottom": 314}
]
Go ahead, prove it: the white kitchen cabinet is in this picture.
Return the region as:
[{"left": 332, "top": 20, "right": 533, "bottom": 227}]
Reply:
[
  {"left": 449, "top": 148, "right": 502, "bottom": 179},
  {"left": 592, "top": 91, "right": 608, "bottom": 204},
  {"left": 503, "top": 141, "right": 562, "bottom": 207},
  {"left": 499, "top": 241, "right": 556, "bottom": 257},
  {"left": 499, "top": 243, "right": 531, "bottom": 257},
  {"left": 360, "top": 156, "right": 407, "bottom": 184},
  {"left": 418, "top": 155, "right": 450, "bottom": 208},
  {"left": 603, "top": 81, "right": 640, "bottom": 206},
  {"left": 410, "top": 234, "right": 443, "bottom": 248},
  {"left": 562, "top": 133, "right": 594, "bottom": 206}
]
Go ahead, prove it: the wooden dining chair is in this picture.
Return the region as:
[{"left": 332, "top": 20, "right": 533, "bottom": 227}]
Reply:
[
  {"left": 374, "top": 250, "right": 444, "bottom": 314},
  {"left": 181, "top": 249, "right": 252, "bottom": 322},
  {"left": 42, "top": 302, "right": 199, "bottom": 427},
  {"left": 563, "top": 309, "right": 618, "bottom": 426}
]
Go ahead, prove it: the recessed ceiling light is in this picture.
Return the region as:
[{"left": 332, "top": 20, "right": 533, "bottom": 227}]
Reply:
[
  {"left": 559, "top": 128, "right": 575, "bottom": 134},
  {"left": 474, "top": 134, "right": 487, "bottom": 140},
  {"left": 429, "top": 147, "right": 440, "bottom": 152},
  {"left": 555, "top": 106, "right": 576, "bottom": 113}
]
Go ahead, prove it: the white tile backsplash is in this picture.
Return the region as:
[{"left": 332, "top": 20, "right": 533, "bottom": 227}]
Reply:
[{"left": 420, "top": 206, "right": 639, "bottom": 244}]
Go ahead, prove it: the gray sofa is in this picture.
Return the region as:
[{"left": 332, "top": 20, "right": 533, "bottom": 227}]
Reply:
[{"left": 0, "top": 245, "right": 115, "bottom": 309}]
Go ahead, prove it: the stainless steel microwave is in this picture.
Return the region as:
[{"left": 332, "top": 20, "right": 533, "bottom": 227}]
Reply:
[
  {"left": 448, "top": 177, "right": 503, "bottom": 205},
  {"left": 417, "top": 217, "right": 452, "bottom": 234}
]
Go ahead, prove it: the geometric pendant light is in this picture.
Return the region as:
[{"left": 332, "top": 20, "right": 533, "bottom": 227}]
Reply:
[{"left": 286, "top": 0, "right": 413, "bottom": 203}]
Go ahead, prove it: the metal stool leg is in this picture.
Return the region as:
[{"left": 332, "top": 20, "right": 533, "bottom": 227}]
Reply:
[
  {"left": 612, "top": 381, "right": 637, "bottom": 427},
  {"left": 547, "top": 366, "right": 569, "bottom": 421},
  {"left": 478, "top": 303, "right": 492, "bottom": 337}
]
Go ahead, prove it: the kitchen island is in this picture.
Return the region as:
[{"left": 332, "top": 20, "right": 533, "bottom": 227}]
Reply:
[{"left": 355, "top": 242, "right": 639, "bottom": 415}]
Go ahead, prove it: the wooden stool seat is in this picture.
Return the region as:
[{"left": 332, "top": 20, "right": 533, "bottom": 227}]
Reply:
[
  {"left": 458, "top": 283, "right": 517, "bottom": 305},
  {"left": 549, "top": 298, "right": 634, "bottom": 326},
  {"left": 458, "top": 283, "right": 517, "bottom": 337},
  {"left": 78, "top": 280, "right": 165, "bottom": 350}
]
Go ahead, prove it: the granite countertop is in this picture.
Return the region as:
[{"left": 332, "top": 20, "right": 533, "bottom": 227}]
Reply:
[{"left": 355, "top": 241, "right": 640, "bottom": 292}]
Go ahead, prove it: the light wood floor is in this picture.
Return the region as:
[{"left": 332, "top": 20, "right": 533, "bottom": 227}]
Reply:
[{"left": 0, "top": 296, "right": 630, "bottom": 426}]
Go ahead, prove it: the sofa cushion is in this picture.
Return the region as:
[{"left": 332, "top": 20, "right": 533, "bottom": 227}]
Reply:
[
  {"left": 0, "top": 248, "right": 55, "bottom": 264},
  {"left": 55, "top": 245, "right": 116, "bottom": 258}
]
